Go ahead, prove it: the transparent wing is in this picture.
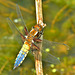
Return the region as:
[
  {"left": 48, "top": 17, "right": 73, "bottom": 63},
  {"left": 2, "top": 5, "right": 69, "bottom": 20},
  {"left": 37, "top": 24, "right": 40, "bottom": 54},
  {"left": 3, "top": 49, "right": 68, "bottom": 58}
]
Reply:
[
  {"left": 42, "top": 39, "right": 69, "bottom": 53},
  {"left": 7, "top": 18, "right": 25, "bottom": 45},
  {"left": 16, "top": 4, "right": 28, "bottom": 35},
  {"left": 42, "top": 39, "right": 69, "bottom": 64},
  {"left": 42, "top": 51, "right": 60, "bottom": 64}
]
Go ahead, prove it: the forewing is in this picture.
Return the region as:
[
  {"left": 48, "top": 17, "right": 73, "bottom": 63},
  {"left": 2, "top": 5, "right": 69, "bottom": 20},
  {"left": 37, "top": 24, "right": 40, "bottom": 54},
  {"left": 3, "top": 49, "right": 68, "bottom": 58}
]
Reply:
[
  {"left": 7, "top": 18, "right": 24, "bottom": 45},
  {"left": 42, "top": 39, "right": 69, "bottom": 53},
  {"left": 42, "top": 39, "right": 69, "bottom": 64},
  {"left": 16, "top": 4, "right": 28, "bottom": 35}
]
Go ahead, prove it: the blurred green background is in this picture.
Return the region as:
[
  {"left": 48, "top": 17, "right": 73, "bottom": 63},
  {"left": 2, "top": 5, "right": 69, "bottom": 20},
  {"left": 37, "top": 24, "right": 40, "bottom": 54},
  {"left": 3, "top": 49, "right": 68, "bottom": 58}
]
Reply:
[{"left": 0, "top": 0, "right": 75, "bottom": 75}]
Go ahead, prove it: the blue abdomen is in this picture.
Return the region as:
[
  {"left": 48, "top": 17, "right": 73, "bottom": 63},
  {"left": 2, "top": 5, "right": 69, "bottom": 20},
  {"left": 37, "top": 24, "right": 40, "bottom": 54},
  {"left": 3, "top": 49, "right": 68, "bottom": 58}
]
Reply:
[{"left": 13, "top": 50, "right": 27, "bottom": 69}]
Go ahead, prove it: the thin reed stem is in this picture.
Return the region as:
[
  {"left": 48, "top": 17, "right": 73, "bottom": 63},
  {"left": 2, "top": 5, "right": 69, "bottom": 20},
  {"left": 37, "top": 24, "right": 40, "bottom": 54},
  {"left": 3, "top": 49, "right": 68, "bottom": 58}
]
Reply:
[
  {"left": 51, "top": 5, "right": 68, "bottom": 29},
  {"left": 33, "top": 0, "right": 43, "bottom": 75},
  {"left": 0, "top": 61, "right": 8, "bottom": 75}
]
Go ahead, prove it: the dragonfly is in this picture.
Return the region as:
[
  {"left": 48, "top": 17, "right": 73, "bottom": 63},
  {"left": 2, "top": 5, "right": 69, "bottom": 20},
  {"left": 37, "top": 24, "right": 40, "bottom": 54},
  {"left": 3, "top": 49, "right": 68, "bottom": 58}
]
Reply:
[{"left": 7, "top": 4, "right": 69, "bottom": 69}]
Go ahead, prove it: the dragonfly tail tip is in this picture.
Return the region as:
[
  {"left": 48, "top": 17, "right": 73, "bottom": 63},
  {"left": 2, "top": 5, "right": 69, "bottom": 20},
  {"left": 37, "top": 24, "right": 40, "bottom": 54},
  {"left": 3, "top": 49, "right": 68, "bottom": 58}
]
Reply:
[{"left": 13, "top": 66, "right": 16, "bottom": 70}]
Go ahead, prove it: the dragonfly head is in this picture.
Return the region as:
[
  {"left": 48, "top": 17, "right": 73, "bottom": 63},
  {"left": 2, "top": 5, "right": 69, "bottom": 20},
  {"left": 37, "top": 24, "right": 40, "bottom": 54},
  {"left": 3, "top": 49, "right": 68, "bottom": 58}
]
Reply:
[{"left": 39, "top": 20, "right": 46, "bottom": 28}]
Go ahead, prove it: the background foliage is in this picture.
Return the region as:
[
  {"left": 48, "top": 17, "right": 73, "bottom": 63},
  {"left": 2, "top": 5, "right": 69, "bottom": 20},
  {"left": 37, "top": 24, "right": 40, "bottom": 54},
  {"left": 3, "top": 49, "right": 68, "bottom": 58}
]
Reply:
[{"left": 0, "top": 0, "right": 75, "bottom": 75}]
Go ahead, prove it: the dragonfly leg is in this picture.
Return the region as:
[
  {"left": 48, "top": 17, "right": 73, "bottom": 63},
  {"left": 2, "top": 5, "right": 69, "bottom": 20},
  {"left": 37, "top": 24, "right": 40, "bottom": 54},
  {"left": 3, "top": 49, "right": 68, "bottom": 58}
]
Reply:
[
  {"left": 33, "top": 37, "right": 42, "bottom": 42},
  {"left": 20, "top": 33, "right": 26, "bottom": 42},
  {"left": 24, "top": 27, "right": 29, "bottom": 35},
  {"left": 35, "top": 29, "right": 43, "bottom": 38},
  {"left": 33, "top": 29, "right": 43, "bottom": 42},
  {"left": 32, "top": 43, "right": 40, "bottom": 50}
]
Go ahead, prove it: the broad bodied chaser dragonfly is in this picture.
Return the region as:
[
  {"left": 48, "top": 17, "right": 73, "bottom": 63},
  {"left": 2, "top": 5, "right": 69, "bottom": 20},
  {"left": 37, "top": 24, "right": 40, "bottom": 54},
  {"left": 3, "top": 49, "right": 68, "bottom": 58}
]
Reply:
[{"left": 7, "top": 4, "right": 69, "bottom": 69}]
